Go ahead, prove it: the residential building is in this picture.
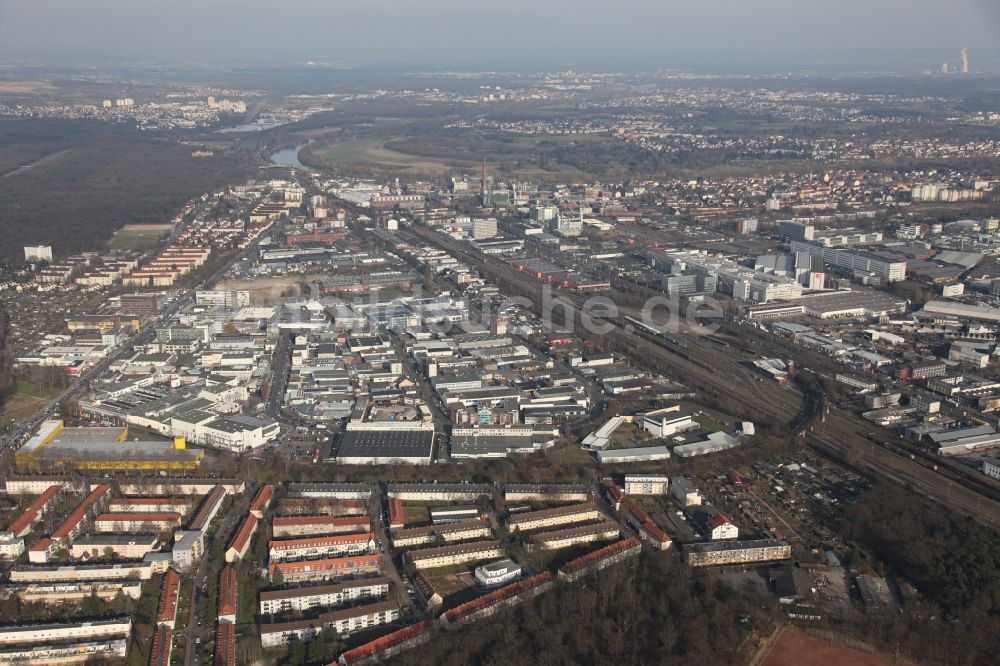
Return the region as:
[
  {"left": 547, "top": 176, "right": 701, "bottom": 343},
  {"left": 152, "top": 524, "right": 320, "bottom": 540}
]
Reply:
[
  {"left": 269, "top": 554, "right": 381, "bottom": 584},
  {"left": 474, "top": 559, "right": 522, "bottom": 588},
  {"left": 558, "top": 537, "right": 642, "bottom": 583},
  {"left": 391, "top": 519, "right": 491, "bottom": 548},
  {"left": 267, "top": 533, "right": 376, "bottom": 562},
  {"left": 683, "top": 539, "right": 792, "bottom": 567},
  {"left": 406, "top": 540, "right": 504, "bottom": 570},
  {"left": 260, "top": 601, "right": 400, "bottom": 647},
  {"left": 218, "top": 565, "right": 238, "bottom": 624},
  {"left": 271, "top": 515, "right": 371, "bottom": 538},
  {"left": 672, "top": 477, "right": 703, "bottom": 506},
  {"left": 154, "top": 569, "right": 181, "bottom": 629},
  {"left": 528, "top": 521, "right": 621, "bottom": 550},
  {"left": 226, "top": 514, "right": 259, "bottom": 563},
  {"left": 509, "top": 502, "right": 601, "bottom": 532},
  {"left": 623, "top": 475, "right": 670, "bottom": 496},
  {"left": 259, "top": 578, "right": 390, "bottom": 615}
]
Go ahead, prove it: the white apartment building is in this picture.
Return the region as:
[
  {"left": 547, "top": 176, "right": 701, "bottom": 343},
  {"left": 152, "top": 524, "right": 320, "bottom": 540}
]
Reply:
[
  {"left": 260, "top": 601, "right": 399, "bottom": 647},
  {"left": 0, "top": 617, "right": 131, "bottom": 646},
  {"left": 672, "top": 477, "right": 703, "bottom": 507},
  {"left": 474, "top": 559, "right": 522, "bottom": 587},
  {"left": 623, "top": 475, "right": 670, "bottom": 496},
  {"left": 259, "top": 578, "right": 389, "bottom": 615}
]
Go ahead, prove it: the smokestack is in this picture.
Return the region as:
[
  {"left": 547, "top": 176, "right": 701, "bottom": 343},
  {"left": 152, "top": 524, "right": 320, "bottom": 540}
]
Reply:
[
  {"left": 962, "top": 46, "right": 969, "bottom": 74},
  {"left": 481, "top": 157, "right": 488, "bottom": 206}
]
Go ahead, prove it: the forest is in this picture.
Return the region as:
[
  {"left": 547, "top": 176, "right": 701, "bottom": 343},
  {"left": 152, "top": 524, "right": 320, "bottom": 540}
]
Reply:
[
  {"left": 0, "top": 118, "right": 253, "bottom": 262},
  {"left": 393, "top": 551, "right": 761, "bottom": 666},
  {"left": 838, "top": 482, "right": 1000, "bottom": 664}
]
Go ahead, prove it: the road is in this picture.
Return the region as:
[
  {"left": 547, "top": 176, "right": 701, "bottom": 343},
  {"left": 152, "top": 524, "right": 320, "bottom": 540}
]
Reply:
[
  {"left": 371, "top": 484, "right": 413, "bottom": 612},
  {"left": 385, "top": 329, "right": 450, "bottom": 461},
  {"left": 265, "top": 331, "right": 292, "bottom": 419},
  {"left": 183, "top": 499, "right": 242, "bottom": 665}
]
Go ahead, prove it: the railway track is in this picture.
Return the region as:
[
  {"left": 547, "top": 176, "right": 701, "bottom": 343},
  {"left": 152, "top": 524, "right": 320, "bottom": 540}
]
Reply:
[{"left": 407, "top": 223, "right": 1000, "bottom": 524}]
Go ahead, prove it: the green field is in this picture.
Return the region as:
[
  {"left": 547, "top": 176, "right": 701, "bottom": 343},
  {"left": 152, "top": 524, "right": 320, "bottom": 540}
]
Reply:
[
  {"left": 312, "top": 138, "right": 456, "bottom": 171},
  {"left": 693, "top": 413, "right": 727, "bottom": 433},
  {"left": 107, "top": 226, "right": 170, "bottom": 251},
  {"left": 300, "top": 132, "right": 601, "bottom": 180}
]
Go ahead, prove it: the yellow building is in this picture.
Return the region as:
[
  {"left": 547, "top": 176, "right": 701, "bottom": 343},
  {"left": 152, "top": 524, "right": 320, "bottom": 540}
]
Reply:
[{"left": 16, "top": 420, "right": 203, "bottom": 471}]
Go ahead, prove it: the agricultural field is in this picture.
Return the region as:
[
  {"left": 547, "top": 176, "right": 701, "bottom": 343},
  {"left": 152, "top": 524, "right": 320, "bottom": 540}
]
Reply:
[{"left": 0, "top": 80, "right": 58, "bottom": 95}]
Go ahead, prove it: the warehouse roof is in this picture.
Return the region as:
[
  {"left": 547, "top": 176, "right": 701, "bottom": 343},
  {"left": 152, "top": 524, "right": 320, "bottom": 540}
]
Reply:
[{"left": 333, "top": 430, "right": 434, "bottom": 462}]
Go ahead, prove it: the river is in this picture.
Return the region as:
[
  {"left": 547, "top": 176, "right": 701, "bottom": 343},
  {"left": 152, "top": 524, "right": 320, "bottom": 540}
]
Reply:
[{"left": 269, "top": 140, "right": 314, "bottom": 169}]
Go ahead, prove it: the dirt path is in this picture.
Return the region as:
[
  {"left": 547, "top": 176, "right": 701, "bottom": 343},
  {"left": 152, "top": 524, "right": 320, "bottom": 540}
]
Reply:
[{"left": 0, "top": 147, "right": 74, "bottom": 180}]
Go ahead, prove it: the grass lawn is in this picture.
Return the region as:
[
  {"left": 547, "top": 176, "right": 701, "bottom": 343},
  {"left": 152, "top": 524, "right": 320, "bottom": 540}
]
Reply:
[
  {"left": 693, "top": 414, "right": 726, "bottom": 433},
  {"left": 0, "top": 380, "right": 59, "bottom": 422},
  {"left": 108, "top": 226, "right": 169, "bottom": 251},
  {"left": 548, "top": 441, "right": 595, "bottom": 464},
  {"left": 425, "top": 569, "right": 480, "bottom": 602},
  {"left": 12, "top": 378, "right": 59, "bottom": 399},
  {"left": 403, "top": 505, "right": 430, "bottom": 525}
]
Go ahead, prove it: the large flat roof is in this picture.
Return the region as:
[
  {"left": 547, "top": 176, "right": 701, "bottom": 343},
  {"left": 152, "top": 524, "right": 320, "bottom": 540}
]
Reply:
[
  {"left": 450, "top": 431, "right": 534, "bottom": 457},
  {"left": 333, "top": 430, "right": 434, "bottom": 462},
  {"left": 19, "top": 421, "right": 202, "bottom": 464}
]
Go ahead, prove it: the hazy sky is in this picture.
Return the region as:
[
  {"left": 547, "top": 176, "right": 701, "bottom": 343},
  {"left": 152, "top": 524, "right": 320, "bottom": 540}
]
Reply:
[{"left": 1, "top": 0, "right": 998, "bottom": 70}]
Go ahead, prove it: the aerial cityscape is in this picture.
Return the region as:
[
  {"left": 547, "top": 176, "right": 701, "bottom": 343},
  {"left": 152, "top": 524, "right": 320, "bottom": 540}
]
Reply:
[{"left": 0, "top": 2, "right": 999, "bottom": 665}]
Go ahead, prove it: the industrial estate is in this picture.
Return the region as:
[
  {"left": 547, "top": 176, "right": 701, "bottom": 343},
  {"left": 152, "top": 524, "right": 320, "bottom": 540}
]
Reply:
[{"left": 0, "top": 30, "right": 999, "bottom": 666}]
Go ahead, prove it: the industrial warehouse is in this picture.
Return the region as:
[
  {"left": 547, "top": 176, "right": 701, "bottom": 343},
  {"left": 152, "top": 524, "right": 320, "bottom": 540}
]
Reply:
[{"left": 14, "top": 420, "right": 204, "bottom": 471}]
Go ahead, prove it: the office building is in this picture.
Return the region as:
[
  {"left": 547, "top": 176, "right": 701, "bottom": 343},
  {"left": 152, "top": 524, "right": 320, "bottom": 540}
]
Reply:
[{"left": 789, "top": 241, "right": 906, "bottom": 281}]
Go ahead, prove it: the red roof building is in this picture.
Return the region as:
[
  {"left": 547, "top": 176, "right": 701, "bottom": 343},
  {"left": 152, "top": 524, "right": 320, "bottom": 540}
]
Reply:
[
  {"left": 387, "top": 498, "right": 405, "bottom": 529},
  {"left": 249, "top": 484, "right": 274, "bottom": 519},
  {"left": 269, "top": 554, "right": 381, "bottom": 582},
  {"left": 149, "top": 626, "right": 173, "bottom": 666},
  {"left": 271, "top": 515, "right": 370, "bottom": 538},
  {"left": 558, "top": 537, "right": 642, "bottom": 581},
  {"left": 442, "top": 572, "right": 554, "bottom": 626},
  {"left": 94, "top": 511, "right": 182, "bottom": 524},
  {"left": 218, "top": 565, "right": 237, "bottom": 623},
  {"left": 226, "top": 514, "right": 259, "bottom": 563},
  {"left": 337, "top": 621, "right": 431, "bottom": 665},
  {"left": 214, "top": 622, "right": 236, "bottom": 666},
  {"left": 6, "top": 485, "right": 61, "bottom": 538},
  {"left": 155, "top": 568, "right": 181, "bottom": 628},
  {"left": 619, "top": 497, "right": 672, "bottom": 550},
  {"left": 269, "top": 532, "right": 374, "bottom": 549},
  {"left": 52, "top": 484, "right": 111, "bottom": 541}
]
